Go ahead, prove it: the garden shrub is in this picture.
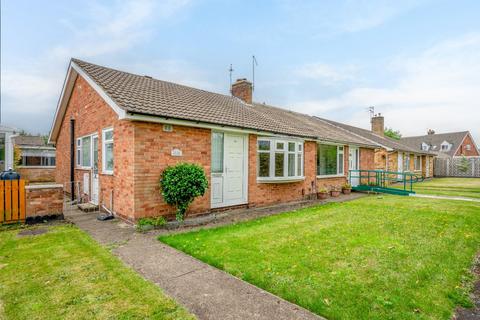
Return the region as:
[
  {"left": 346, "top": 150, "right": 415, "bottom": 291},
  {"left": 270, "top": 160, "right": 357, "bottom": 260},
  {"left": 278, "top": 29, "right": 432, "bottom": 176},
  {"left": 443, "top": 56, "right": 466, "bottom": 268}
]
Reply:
[
  {"left": 136, "top": 216, "right": 167, "bottom": 231},
  {"left": 160, "top": 163, "right": 208, "bottom": 221}
]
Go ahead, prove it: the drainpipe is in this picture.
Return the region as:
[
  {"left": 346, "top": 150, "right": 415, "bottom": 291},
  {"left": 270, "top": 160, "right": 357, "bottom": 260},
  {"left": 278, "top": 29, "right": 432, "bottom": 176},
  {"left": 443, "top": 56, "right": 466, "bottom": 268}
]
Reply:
[{"left": 70, "top": 118, "right": 75, "bottom": 201}]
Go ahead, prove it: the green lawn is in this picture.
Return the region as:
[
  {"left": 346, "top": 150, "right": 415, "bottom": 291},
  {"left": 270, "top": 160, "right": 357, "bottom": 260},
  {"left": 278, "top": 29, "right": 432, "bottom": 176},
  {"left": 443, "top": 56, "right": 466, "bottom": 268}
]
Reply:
[
  {"left": 160, "top": 196, "right": 480, "bottom": 320},
  {"left": 397, "top": 177, "right": 480, "bottom": 198},
  {"left": 0, "top": 224, "right": 194, "bottom": 320}
]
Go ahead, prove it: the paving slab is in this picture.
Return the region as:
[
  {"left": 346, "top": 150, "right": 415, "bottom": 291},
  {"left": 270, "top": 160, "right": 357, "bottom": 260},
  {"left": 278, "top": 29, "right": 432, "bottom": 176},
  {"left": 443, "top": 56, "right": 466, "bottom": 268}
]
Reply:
[{"left": 65, "top": 204, "right": 331, "bottom": 320}]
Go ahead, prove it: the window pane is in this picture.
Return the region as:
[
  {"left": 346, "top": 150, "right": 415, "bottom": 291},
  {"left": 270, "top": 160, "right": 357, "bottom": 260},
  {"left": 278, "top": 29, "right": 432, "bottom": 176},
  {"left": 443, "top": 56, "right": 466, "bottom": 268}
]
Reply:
[
  {"left": 77, "top": 149, "right": 81, "bottom": 166},
  {"left": 288, "top": 153, "right": 295, "bottom": 176},
  {"left": 275, "top": 153, "right": 284, "bottom": 177},
  {"left": 82, "top": 137, "right": 91, "bottom": 167},
  {"left": 288, "top": 142, "right": 295, "bottom": 152},
  {"left": 258, "top": 140, "right": 270, "bottom": 151},
  {"left": 276, "top": 142, "right": 285, "bottom": 150},
  {"left": 104, "top": 130, "right": 113, "bottom": 141},
  {"left": 212, "top": 132, "right": 224, "bottom": 173},
  {"left": 317, "top": 144, "right": 337, "bottom": 175},
  {"left": 338, "top": 153, "right": 344, "bottom": 174},
  {"left": 105, "top": 142, "right": 114, "bottom": 171},
  {"left": 297, "top": 154, "right": 302, "bottom": 176},
  {"left": 259, "top": 153, "right": 270, "bottom": 177},
  {"left": 298, "top": 143, "right": 302, "bottom": 151}
]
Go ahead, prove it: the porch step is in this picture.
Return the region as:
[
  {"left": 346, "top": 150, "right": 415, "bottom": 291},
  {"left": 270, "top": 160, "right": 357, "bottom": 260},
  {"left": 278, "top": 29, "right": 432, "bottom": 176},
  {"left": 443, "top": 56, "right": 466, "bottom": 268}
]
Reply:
[{"left": 78, "top": 203, "right": 99, "bottom": 212}]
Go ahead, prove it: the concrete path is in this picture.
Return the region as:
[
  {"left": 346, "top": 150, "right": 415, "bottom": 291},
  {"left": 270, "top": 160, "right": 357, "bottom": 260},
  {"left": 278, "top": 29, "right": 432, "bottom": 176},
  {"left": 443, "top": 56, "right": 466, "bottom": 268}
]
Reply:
[
  {"left": 65, "top": 208, "right": 324, "bottom": 320},
  {"left": 411, "top": 193, "right": 480, "bottom": 202}
]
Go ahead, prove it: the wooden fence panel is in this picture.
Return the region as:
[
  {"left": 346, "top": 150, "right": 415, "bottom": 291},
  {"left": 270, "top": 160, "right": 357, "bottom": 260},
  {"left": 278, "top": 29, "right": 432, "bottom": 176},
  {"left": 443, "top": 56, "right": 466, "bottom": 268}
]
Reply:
[
  {"left": 1, "top": 179, "right": 26, "bottom": 224},
  {"left": 5, "top": 180, "right": 12, "bottom": 222},
  {"left": 19, "top": 180, "right": 26, "bottom": 221},
  {"left": 0, "top": 182, "right": 3, "bottom": 223},
  {"left": 12, "top": 180, "right": 19, "bottom": 220}
]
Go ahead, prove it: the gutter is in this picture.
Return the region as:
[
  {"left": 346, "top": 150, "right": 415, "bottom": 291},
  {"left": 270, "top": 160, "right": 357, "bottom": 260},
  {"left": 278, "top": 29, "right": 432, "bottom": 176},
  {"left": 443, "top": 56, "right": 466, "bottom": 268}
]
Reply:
[{"left": 123, "top": 112, "right": 379, "bottom": 149}]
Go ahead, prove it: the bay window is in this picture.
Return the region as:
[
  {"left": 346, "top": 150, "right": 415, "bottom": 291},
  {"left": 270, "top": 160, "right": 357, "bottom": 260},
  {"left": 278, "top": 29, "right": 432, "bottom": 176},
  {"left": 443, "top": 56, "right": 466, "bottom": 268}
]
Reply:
[
  {"left": 317, "top": 144, "right": 344, "bottom": 176},
  {"left": 257, "top": 138, "right": 303, "bottom": 181},
  {"left": 102, "top": 128, "right": 114, "bottom": 174}
]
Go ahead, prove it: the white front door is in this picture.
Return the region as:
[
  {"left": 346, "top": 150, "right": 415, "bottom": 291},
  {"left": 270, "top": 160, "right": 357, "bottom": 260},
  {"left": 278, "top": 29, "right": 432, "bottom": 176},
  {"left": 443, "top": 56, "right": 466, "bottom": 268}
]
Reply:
[
  {"left": 397, "top": 152, "right": 404, "bottom": 180},
  {"left": 349, "top": 147, "right": 359, "bottom": 186},
  {"left": 91, "top": 135, "right": 99, "bottom": 205},
  {"left": 211, "top": 132, "right": 247, "bottom": 208}
]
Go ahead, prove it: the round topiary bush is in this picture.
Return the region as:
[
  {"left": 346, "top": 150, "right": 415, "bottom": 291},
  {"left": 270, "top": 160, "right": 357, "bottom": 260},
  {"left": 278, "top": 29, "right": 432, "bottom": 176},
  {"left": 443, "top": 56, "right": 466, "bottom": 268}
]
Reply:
[{"left": 160, "top": 163, "right": 208, "bottom": 221}]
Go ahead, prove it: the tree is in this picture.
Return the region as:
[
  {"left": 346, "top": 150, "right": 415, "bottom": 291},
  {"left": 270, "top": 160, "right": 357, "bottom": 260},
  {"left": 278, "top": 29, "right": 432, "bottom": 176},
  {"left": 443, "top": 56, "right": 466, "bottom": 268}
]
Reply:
[
  {"left": 160, "top": 163, "right": 208, "bottom": 221},
  {"left": 384, "top": 127, "right": 402, "bottom": 140},
  {"left": 458, "top": 156, "right": 470, "bottom": 173}
]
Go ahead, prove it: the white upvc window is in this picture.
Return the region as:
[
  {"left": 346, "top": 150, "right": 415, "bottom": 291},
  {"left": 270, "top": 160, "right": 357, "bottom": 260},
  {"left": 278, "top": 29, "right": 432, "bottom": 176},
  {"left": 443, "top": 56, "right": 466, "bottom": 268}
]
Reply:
[
  {"left": 102, "top": 128, "right": 114, "bottom": 174},
  {"left": 466, "top": 144, "right": 471, "bottom": 151},
  {"left": 257, "top": 138, "right": 304, "bottom": 181},
  {"left": 76, "top": 135, "right": 93, "bottom": 168},
  {"left": 421, "top": 142, "right": 429, "bottom": 151},
  {"left": 317, "top": 144, "right": 344, "bottom": 176}
]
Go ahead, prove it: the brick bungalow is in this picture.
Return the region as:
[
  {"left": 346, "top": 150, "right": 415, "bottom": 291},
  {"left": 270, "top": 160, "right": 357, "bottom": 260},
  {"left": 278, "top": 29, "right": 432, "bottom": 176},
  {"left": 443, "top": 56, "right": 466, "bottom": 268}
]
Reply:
[
  {"left": 321, "top": 115, "right": 436, "bottom": 179},
  {"left": 401, "top": 130, "right": 480, "bottom": 158},
  {"left": 49, "top": 59, "right": 379, "bottom": 221}
]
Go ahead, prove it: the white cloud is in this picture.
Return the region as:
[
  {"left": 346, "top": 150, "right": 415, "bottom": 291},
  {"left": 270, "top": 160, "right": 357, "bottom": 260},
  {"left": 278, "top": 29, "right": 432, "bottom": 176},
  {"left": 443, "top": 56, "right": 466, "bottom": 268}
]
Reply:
[
  {"left": 292, "top": 33, "right": 480, "bottom": 142},
  {"left": 280, "top": 0, "right": 424, "bottom": 37},
  {"left": 295, "top": 63, "right": 358, "bottom": 84}
]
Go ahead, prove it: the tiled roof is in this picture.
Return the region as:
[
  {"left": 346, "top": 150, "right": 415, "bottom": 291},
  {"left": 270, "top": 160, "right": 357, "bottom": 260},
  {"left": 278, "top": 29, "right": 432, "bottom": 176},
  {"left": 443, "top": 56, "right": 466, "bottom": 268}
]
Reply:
[
  {"left": 13, "top": 135, "right": 50, "bottom": 147},
  {"left": 72, "top": 59, "right": 377, "bottom": 147},
  {"left": 400, "top": 131, "right": 469, "bottom": 157},
  {"left": 319, "top": 118, "right": 436, "bottom": 155}
]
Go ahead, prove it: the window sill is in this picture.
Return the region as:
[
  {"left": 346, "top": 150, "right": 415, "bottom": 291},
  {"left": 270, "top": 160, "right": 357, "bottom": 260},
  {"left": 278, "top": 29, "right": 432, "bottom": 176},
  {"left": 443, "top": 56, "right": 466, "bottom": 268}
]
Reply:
[
  {"left": 76, "top": 167, "right": 92, "bottom": 170},
  {"left": 316, "top": 174, "right": 345, "bottom": 179},
  {"left": 257, "top": 177, "right": 305, "bottom": 184},
  {"left": 101, "top": 172, "right": 114, "bottom": 176},
  {"left": 17, "top": 166, "right": 56, "bottom": 169}
]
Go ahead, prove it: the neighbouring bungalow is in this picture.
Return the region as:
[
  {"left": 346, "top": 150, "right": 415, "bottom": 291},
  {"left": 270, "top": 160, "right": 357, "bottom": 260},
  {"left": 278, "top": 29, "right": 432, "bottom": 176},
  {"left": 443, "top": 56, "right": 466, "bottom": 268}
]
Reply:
[
  {"left": 320, "top": 115, "right": 436, "bottom": 179},
  {"left": 400, "top": 130, "right": 480, "bottom": 158},
  {"left": 13, "top": 135, "right": 56, "bottom": 183},
  {"left": 48, "top": 59, "right": 380, "bottom": 221}
]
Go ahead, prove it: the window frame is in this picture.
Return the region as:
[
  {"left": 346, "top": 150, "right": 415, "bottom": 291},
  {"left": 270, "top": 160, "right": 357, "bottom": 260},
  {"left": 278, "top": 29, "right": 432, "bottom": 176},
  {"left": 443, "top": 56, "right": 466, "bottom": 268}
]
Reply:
[
  {"left": 316, "top": 143, "right": 345, "bottom": 178},
  {"left": 102, "top": 127, "right": 114, "bottom": 175},
  {"left": 414, "top": 155, "right": 422, "bottom": 171},
  {"left": 76, "top": 133, "right": 95, "bottom": 169},
  {"left": 257, "top": 137, "right": 304, "bottom": 182}
]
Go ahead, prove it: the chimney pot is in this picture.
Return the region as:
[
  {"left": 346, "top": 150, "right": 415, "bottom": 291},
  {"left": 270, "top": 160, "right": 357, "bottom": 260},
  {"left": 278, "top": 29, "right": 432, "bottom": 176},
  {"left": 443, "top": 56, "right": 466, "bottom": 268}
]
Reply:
[
  {"left": 231, "top": 78, "right": 252, "bottom": 104},
  {"left": 427, "top": 129, "right": 435, "bottom": 135},
  {"left": 371, "top": 115, "right": 385, "bottom": 136}
]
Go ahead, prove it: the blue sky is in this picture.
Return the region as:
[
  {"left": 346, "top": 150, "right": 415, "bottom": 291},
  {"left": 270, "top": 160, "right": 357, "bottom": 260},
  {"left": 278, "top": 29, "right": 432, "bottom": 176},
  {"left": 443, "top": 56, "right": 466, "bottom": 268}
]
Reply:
[{"left": 1, "top": 0, "right": 479, "bottom": 143}]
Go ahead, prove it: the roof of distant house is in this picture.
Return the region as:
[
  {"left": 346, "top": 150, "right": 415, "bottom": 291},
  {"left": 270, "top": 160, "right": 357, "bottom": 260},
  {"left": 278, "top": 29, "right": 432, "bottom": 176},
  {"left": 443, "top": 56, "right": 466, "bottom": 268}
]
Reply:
[
  {"left": 318, "top": 118, "right": 435, "bottom": 155},
  {"left": 13, "top": 135, "right": 53, "bottom": 148},
  {"left": 400, "top": 131, "right": 473, "bottom": 157},
  {"left": 55, "top": 59, "right": 378, "bottom": 147}
]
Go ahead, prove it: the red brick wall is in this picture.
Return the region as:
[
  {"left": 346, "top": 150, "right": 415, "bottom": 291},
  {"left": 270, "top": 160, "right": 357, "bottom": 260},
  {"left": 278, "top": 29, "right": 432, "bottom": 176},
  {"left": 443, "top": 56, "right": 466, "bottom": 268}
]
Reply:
[
  {"left": 456, "top": 134, "right": 479, "bottom": 156},
  {"left": 26, "top": 185, "right": 63, "bottom": 218},
  {"left": 54, "top": 76, "right": 135, "bottom": 220},
  {"left": 17, "top": 167, "right": 55, "bottom": 183},
  {"left": 132, "top": 122, "right": 211, "bottom": 219}
]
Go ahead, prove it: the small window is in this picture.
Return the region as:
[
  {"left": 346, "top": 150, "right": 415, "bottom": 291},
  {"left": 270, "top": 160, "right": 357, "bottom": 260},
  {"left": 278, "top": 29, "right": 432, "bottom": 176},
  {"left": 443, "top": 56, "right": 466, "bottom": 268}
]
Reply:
[
  {"left": 81, "top": 136, "right": 91, "bottom": 167},
  {"left": 466, "top": 144, "right": 471, "bottom": 151},
  {"left": 211, "top": 132, "right": 224, "bottom": 173},
  {"left": 76, "top": 138, "right": 82, "bottom": 166},
  {"left": 102, "top": 128, "right": 114, "bottom": 174},
  {"left": 414, "top": 156, "right": 422, "bottom": 171}
]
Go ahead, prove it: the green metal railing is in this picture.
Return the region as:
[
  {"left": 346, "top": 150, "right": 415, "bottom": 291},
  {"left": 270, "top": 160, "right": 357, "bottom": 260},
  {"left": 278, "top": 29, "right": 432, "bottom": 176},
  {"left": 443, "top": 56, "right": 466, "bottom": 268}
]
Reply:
[{"left": 349, "top": 170, "right": 424, "bottom": 195}]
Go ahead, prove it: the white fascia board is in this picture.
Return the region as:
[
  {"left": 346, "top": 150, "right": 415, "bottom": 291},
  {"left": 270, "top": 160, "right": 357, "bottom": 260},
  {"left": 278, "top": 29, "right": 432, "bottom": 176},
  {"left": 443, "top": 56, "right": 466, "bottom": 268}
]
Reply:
[
  {"left": 123, "top": 113, "right": 278, "bottom": 136},
  {"left": 71, "top": 62, "right": 126, "bottom": 119},
  {"left": 48, "top": 61, "right": 126, "bottom": 144}
]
